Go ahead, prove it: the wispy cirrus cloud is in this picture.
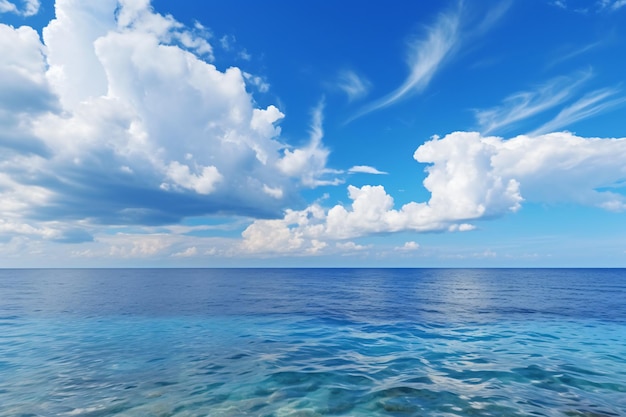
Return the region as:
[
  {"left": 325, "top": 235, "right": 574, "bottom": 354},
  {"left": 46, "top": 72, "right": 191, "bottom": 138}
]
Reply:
[
  {"left": 546, "top": 42, "right": 602, "bottom": 69},
  {"left": 476, "top": 69, "right": 624, "bottom": 135},
  {"left": 531, "top": 87, "right": 626, "bottom": 135},
  {"left": 336, "top": 70, "right": 371, "bottom": 102},
  {"left": 553, "top": 0, "right": 626, "bottom": 12},
  {"left": 347, "top": 5, "right": 462, "bottom": 122},
  {"left": 475, "top": 70, "right": 593, "bottom": 134},
  {"left": 347, "top": 1, "right": 511, "bottom": 123}
]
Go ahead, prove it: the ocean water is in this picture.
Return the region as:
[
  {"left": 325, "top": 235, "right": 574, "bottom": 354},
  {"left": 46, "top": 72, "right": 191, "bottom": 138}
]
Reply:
[{"left": 1, "top": 269, "right": 625, "bottom": 417}]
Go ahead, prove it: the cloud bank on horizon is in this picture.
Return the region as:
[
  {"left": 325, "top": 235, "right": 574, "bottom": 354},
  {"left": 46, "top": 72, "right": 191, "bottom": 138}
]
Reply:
[{"left": 1, "top": 0, "right": 625, "bottom": 266}]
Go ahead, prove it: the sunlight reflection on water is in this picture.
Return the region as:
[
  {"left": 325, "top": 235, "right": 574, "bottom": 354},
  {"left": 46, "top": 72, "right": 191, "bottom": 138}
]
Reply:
[{"left": 1, "top": 268, "right": 625, "bottom": 416}]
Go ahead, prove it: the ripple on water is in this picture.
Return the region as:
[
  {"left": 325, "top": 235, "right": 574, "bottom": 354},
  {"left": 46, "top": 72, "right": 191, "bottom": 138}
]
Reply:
[{"left": 1, "top": 269, "right": 626, "bottom": 416}]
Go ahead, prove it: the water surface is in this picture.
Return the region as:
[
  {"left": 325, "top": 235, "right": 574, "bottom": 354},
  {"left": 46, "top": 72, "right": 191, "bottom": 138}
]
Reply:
[{"left": 1, "top": 268, "right": 625, "bottom": 416}]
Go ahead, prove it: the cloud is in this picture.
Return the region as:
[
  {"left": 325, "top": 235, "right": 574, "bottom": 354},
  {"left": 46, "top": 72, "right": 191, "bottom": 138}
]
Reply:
[
  {"left": 348, "top": 165, "right": 388, "bottom": 175},
  {"left": 0, "top": 24, "right": 59, "bottom": 156},
  {"left": 396, "top": 241, "right": 420, "bottom": 251},
  {"left": 243, "top": 72, "right": 270, "bottom": 93},
  {"left": 349, "top": 5, "right": 461, "bottom": 121},
  {"left": 262, "top": 184, "right": 284, "bottom": 199},
  {"left": 531, "top": 87, "right": 625, "bottom": 135},
  {"left": 336, "top": 70, "right": 371, "bottom": 101},
  {"left": 551, "top": 1, "right": 626, "bottom": 14},
  {"left": 448, "top": 223, "right": 476, "bottom": 232},
  {"left": 0, "top": 1, "right": 17, "bottom": 13},
  {"left": 0, "top": 0, "right": 338, "bottom": 241},
  {"left": 172, "top": 246, "right": 198, "bottom": 258},
  {"left": 276, "top": 101, "right": 342, "bottom": 187},
  {"left": 611, "top": 0, "right": 626, "bottom": 10},
  {"left": 107, "top": 233, "right": 172, "bottom": 258},
  {"left": 240, "top": 204, "right": 329, "bottom": 255},
  {"left": 0, "top": 0, "right": 39, "bottom": 16},
  {"left": 347, "top": 1, "right": 511, "bottom": 123},
  {"left": 598, "top": 0, "right": 626, "bottom": 10},
  {"left": 476, "top": 70, "right": 624, "bottom": 135},
  {"left": 475, "top": 70, "right": 593, "bottom": 134},
  {"left": 242, "top": 131, "right": 626, "bottom": 255},
  {"left": 162, "top": 161, "right": 223, "bottom": 195},
  {"left": 546, "top": 42, "right": 602, "bottom": 69},
  {"left": 336, "top": 241, "right": 370, "bottom": 252}
]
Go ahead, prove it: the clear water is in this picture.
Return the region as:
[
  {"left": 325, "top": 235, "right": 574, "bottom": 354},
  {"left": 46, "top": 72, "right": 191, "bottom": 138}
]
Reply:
[{"left": 1, "top": 268, "right": 625, "bottom": 416}]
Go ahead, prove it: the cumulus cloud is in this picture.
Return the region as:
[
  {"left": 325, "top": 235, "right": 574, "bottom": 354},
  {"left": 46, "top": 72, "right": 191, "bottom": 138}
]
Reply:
[
  {"left": 162, "top": 161, "right": 223, "bottom": 195},
  {"left": 396, "top": 241, "right": 420, "bottom": 251},
  {"left": 336, "top": 241, "right": 370, "bottom": 252},
  {"left": 0, "top": 24, "right": 59, "bottom": 156},
  {"left": 0, "top": 0, "right": 337, "bottom": 243},
  {"left": 348, "top": 165, "right": 388, "bottom": 175},
  {"left": 242, "top": 131, "right": 626, "bottom": 255},
  {"left": 172, "top": 246, "right": 198, "bottom": 258}
]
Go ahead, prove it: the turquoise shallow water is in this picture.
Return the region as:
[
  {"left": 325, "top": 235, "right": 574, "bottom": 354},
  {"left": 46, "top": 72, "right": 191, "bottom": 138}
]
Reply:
[{"left": 1, "top": 268, "right": 625, "bottom": 416}]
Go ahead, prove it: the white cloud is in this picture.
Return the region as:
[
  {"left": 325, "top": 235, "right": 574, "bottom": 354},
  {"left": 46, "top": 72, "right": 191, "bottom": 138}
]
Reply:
[
  {"left": 348, "top": 165, "right": 388, "bottom": 175},
  {"left": 531, "top": 88, "right": 625, "bottom": 135},
  {"left": 0, "top": 24, "right": 59, "bottom": 158},
  {"left": 546, "top": 42, "right": 602, "bottom": 69},
  {"left": 23, "top": 0, "right": 38, "bottom": 13},
  {"left": 350, "top": 6, "right": 461, "bottom": 121},
  {"left": 336, "top": 70, "right": 371, "bottom": 101},
  {"left": 348, "top": 2, "right": 511, "bottom": 123},
  {"left": 277, "top": 101, "right": 342, "bottom": 187},
  {"left": 238, "top": 49, "right": 251, "bottom": 61},
  {"left": 336, "top": 241, "right": 369, "bottom": 251},
  {"left": 0, "top": 1, "right": 17, "bottom": 13},
  {"left": 263, "top": 184, "right": 284, "bottom": 199},
  {"left": 396, "top": 241, "right": 420, "bottom": 251},
  {"left": 219, "top": 34, "right": 233, "bottom": 50},
  {"left": 612, "top": 0, "right": 626, "bottom": 9},
  {"left": 240, "top": 204, "right": 329, "bottom": 255},
  {"left": 597, "top": 0, "right": 626, "bottom": 10},
  {"left": 108, "top": 233, "right": 172, "bottom": 258},
  {"left": 243, "top": 72, "right": 270, "bottom": 93},
  {"left": 242, "top": 131, "right": 626, "bottom": 255},
  {"left": 0, "top": 0, "right": 39, "bottom": 16},
  {"left": 0, "top": 0, "right": 338, "bottom": 239},
  {"left": 62, "top": 229, "right": 236, "bottom": 262},
  {"left": 172, "top": 246, "right": 197, "bottom": 258},
  {"left": 449, "top": 223, "right": 476, "bottom": 232},
  {"left": 163, "top": 161, "right": 222, "bottom": 195},
  {"left": 475, "top": 71, "right": 592, "bottom": 134}
]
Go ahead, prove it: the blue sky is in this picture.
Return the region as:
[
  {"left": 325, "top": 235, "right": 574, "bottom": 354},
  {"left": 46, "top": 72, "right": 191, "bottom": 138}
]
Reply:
[{"left": 1, "top": 0, "right": 625, "bottom": 267}]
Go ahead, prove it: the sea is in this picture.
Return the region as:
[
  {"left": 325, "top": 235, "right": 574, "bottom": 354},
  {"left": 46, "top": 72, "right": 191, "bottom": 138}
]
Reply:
[{"left": 1, "top": 268, "right": 625, "bottom": 417}]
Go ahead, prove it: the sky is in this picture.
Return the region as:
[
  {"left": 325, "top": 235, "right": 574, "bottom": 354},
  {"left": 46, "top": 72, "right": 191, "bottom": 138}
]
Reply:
[{"left": 1, "top": 0, "right": 626, "bottom": 267}]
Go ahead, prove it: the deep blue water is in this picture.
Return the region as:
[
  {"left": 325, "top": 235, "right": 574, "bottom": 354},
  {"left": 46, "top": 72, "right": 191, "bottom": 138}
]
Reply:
[{"left": 1, "top": 268, "right": 625, "bottom": 416}]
